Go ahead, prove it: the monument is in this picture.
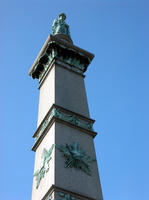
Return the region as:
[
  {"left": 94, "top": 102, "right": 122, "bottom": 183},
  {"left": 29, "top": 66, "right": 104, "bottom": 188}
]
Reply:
[{"left": 29, "top": 13, "right": 103, "bottom": 200}]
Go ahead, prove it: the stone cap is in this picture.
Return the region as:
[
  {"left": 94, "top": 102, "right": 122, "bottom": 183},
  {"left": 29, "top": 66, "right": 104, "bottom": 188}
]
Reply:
[
  {"left": 28, "top": 34, "right": 94, "bottom": 77},
  {"left": 54, "top": 33, "right": 73, "bottom": 43}
]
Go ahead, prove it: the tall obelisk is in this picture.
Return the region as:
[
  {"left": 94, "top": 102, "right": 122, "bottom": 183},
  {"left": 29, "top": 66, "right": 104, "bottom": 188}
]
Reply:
[{"left": 29, "top": 13, "right": 103, "bottom": 200}]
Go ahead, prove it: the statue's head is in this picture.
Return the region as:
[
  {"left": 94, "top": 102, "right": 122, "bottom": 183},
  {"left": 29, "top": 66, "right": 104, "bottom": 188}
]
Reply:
[{"left": 58, "top": 13, "right": 66, "bottom": 20}]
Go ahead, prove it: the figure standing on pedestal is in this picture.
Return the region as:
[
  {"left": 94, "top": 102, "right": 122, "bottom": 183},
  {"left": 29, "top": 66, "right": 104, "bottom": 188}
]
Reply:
[{"left": 52, "top": 13, "right": 71, "bottom": 37}]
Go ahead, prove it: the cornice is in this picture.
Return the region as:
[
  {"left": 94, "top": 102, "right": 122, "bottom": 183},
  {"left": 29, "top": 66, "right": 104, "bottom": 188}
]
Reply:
[
  {"left": 28, "top": 34, "right": 94, "bottom": 80},
  {"left": 42, "top": 184, "right": 96, "bottom": 200}
]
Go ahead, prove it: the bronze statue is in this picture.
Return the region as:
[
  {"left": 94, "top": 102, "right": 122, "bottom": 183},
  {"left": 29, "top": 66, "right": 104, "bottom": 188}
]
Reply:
[{"left": 52, "top": 13, "right": 71, "bottom": 37}]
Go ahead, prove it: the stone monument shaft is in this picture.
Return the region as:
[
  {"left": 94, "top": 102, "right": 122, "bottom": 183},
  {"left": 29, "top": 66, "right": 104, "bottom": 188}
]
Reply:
[{"left": 29, "top": 13, "right": 103, "bottom": 200}]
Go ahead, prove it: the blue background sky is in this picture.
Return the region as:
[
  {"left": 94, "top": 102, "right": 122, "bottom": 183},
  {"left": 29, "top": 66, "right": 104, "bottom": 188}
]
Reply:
[{"left": 0, "top": 0, "right": 149, "bottom": 199}]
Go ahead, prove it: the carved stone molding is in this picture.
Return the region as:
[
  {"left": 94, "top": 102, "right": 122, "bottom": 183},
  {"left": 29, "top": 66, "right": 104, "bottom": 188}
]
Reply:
[
  {"left": 31, "top": 41, "right": 92, "bottom": 80},
  {"left": 42, "top": 185, "right": 96, "bottom": 200},
  {"left": 32, "top": 104, "right": 97, "bottom": 151},
  {"left": 28, "top": 35, "right": 94, "bottom": 81}
]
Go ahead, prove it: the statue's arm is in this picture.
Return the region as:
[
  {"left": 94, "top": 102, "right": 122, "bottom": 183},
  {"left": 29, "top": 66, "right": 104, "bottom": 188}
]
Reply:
[
  {"left": 52, "top": 19, "right": 57, "bottom": 28},
  {"left": 52, "top": 19, "right": 57, "bottom": 34}
]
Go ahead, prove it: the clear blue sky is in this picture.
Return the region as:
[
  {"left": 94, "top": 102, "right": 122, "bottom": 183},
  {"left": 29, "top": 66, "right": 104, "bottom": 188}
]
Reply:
[{"left": 0, "top": 0, "right": 149, "bottom": 199}]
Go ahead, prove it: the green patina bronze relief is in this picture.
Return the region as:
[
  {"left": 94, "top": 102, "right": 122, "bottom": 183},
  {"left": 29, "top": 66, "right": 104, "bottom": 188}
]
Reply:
[
  {"left": 31, "top": 41, "right": 91, "bottom": 79},
  {"left": 45, "top": 195, "right": 53, "bottom": 200},
  {"left": 52, "top": 13, "right": 71, "bottom": 37},
  {"left": 59, "top": 192, "right": 77, "bottom": 200},
  {"left": 51, "top": 108, "right": 63, "bottom": 119},
  {"left": 57, "top": 142, "right": 95, "bottom": 176},
  {"left": 34, "top": 107, "right": 94, "bottom": 144},
  {"left": 33, "top": 144, "right": 54, "bottom": 189},
  {"left": 67, "top": 115, "right": 81, "bottom": 126},
  {"left": 44, "top": 192, "right": 77, "bottom": 200}
]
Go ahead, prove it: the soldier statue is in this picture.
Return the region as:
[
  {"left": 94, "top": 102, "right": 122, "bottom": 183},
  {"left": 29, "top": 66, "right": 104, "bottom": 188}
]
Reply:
[{"left": 52, "top": 13, "right": 71, "bottom": 37}]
